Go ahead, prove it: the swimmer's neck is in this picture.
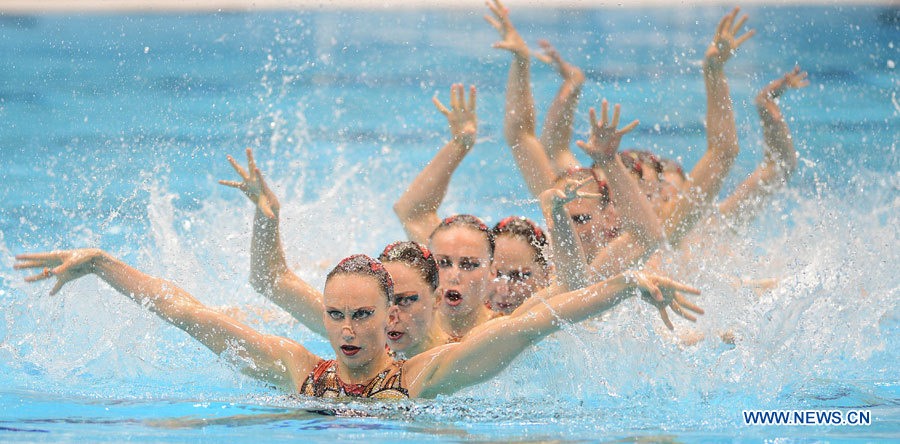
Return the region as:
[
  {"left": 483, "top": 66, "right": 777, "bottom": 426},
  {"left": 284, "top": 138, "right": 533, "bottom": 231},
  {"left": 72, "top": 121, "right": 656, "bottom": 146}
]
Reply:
[
  {"left": 437, "top": 304, "right": 494, "bottom": 338},
  {"left": 336, "top": 345, "right": 394, "bottom": 385}
]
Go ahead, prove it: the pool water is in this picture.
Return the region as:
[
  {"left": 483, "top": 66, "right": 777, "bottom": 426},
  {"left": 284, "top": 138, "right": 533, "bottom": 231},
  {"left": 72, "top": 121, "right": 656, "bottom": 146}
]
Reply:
[{"left": 1, "top": 5, "right": 899, "bottom": 442}]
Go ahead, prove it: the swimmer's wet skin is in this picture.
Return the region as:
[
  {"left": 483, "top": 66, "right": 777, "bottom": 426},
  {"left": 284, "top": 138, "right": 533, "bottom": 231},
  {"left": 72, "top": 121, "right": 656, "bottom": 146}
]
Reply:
[{"left": 14, "top": 249, "right": 700, "bottom": 399}]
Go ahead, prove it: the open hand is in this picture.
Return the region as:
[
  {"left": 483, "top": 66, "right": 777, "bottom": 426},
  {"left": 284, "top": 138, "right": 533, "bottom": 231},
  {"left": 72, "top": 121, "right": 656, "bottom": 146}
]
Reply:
[
  {"left": 759, "top": 65, "right": 809, "bottom": 101},
  {"left": 540, "top": 176, "right": 604, "bottom": 208},
  {"left": 433, "top": 84, "right": 477, "bottom": 148},
  {"left": 705, "top": 7, "right": 755, "bottom": 70},
  {"left": 576, "top": 100, "right": 639, "bottom": 165},
  {"left": 625, "top": 271, "right": 704, "bottom": 330},
  {"left": 219, "top": 148, "right": 280, "bottom": 219},
  {"left": 535, "top": 39, "right": 585, "bottom": 85},
  {"left": 14, "top": 248, "right": 105, "bottom": 295},
  {"left": 485, "top": 0, "right": 528, "bottom": 57}
]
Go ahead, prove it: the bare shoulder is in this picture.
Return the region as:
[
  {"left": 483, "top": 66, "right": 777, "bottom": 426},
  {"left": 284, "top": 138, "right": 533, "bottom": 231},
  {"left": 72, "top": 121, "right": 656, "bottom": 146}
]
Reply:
[
  {"left": 263, "top": 334, "right": 321, "bottom": 392},
  {"left": 402, "top": 342, "right": 459, "bottom": 398}
]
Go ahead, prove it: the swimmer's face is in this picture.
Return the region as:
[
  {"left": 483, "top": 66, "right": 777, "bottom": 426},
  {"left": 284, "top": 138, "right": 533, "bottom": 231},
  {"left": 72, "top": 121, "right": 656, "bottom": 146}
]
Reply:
[
  {"left": 383, "top": 262, "right": 438, "bottom": 357},
  {"left": 430, "top": 226, "right": 492, "bottom": 319},
  {"left": 322, "top": 274, "right": 396, "bottom": 370},
  {"left": 489, "top": 234, "right": 549, "bottom": 315},
  {"left": 565, "top": 180, "right": 622, "bottom": 259},
  {"left": 630, "top": 168, "right": 685, "bottom": 215}
]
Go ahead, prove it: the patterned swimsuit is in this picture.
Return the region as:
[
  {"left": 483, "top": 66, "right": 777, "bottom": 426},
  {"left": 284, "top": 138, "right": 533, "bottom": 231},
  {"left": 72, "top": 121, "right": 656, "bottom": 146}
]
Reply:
[{"left": 299, "top": 359, "right": 408, "bottom": 399}]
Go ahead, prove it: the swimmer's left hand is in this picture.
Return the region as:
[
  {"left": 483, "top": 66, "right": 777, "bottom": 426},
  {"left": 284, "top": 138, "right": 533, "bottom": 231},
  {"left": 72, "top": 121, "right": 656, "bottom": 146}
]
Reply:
[
  {"left": 576, "top": 99, "right": 639, "bottom": 165},
  {"left": 624, "top": 271, "right": 704, "bottom": 330}
]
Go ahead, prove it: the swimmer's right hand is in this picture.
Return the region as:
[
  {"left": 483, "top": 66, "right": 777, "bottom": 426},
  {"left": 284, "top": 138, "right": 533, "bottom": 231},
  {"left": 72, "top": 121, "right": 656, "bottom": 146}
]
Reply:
[
  {"left": 575, "top": 100, "right": 639, "bottom": 165},
  {"left": 704, "top": 7, "right": 754, "bottom": 70},
  {"left": 757, "top": 65, "right": 809, "bottom": 103},
  {"left": 539, "top": 176, "right": 604, "bottom": 208},
  {"left": 622, "top": 271, "right": 704, "bottom": 330},
  {"left": 534, "top": 40, "right": 585, "bottom": 85},
  {"left": 14, "top": 248, "right": 107, "bottom": 295},
  {"left": 219, "top": 148, "right": 280, "bottom": 219},
  {"left": 485, "top": 0, "right": 528, "bottom": 57},
  {"left": 433, "top": 84, "right": 477, "bottom": 148}
]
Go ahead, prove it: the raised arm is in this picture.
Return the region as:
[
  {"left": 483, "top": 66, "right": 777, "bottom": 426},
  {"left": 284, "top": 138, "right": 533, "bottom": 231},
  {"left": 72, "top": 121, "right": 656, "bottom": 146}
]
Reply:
[
  {"left": 486, "top": 0, "right": 557, "bottom": 197},
  {"left": 718, "top": 66, "right": 807, "bottom": 224},
  {"left": 579, "top": 101, "right": 665, "bottom": 248},
  {"left": 14, "top": 249, "right": 317, "bottom": 390},
  {"left": 220, "top": 149, "right": 326, "bottom": 337},
  {"left": 662, "top": 8, "right": 754, "bottom": 245},
  {"left": 536, "top": 39, "right": 586, "bottom": 176},
  {"left": 393, "top": 84, "right": 477, "bottom": 244},
  {"left": 538, "top": 177, "right": 597, "bottom": 291},
  {"left": 407, "top": 272, "right": 702, "bottom": 398}
]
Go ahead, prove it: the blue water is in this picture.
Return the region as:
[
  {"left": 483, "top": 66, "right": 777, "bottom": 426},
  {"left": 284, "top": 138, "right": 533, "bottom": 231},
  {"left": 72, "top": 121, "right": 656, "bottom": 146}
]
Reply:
[{"left": 1, "top": 5, "right": 899, "bottom": 442}]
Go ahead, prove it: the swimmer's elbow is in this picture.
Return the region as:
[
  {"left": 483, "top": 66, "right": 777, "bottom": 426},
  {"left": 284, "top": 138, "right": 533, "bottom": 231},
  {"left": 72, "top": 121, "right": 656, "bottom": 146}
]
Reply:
[
  {"left": 392, "top": 200, "right": 408, "bottom": 220},
  {"left": 502, "top": 121, "right": 532, "bottom": 147}
]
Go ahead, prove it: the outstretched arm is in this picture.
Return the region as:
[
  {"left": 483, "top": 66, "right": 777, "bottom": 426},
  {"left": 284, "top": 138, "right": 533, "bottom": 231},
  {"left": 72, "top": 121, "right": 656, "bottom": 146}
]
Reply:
[
  {"left": 220, "top": 149, "right": 326, "bottom": 337},
  {"left": 536, "top": 39, "right": 586, "bottom": 176},
  {"left": 718, "top": 66, "right": 807, "bottom": 224},
  {"left": 487, "top": 0, "right": 557, "bottom": 198},
  {"left": 14, "top": 249, "right": 317, "bottom": 390},
  {"left": 408, "top": 272, "right": 702, "bottom": 398},
  {"left": 662, "top": 7, "right": 754, "bottom": 246},
  {"left": 393, "top": 84, "right": 477, "bottom": 244}
]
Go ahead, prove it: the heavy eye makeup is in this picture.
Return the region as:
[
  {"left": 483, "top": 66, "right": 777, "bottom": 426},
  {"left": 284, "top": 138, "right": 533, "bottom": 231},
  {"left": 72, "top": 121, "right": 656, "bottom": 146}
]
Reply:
[
  {"left": 435, "top": 256, "right": 483, "bottom": 271},
  {"left": 326, "top": 307, "right": 375, "bottom": 321},
  {"left": 496, "top": 269, "right": 533, "bottom": 282},
  {"left": 394, "top": 293, "right": 420, "bottom": 307},
  {"left": 571, "top": 214, "right": 592, "bottom": 225}
]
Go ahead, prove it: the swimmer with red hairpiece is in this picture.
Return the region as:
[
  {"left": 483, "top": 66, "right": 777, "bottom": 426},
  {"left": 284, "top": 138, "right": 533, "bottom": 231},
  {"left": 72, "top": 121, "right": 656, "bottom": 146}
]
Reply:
[
  {"left": 15, "top": 247, "right": 700, "bottom": 399},
  {"left": 219, "top": 148, "right": 451, "bottom": 358}
]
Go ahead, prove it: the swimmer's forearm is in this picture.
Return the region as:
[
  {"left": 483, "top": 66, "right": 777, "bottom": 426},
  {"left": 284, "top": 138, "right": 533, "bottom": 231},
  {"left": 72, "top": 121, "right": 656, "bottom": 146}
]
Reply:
[
  {"left": 93, "top": 251, "right": 314, "bottom": 388},
  {"left": 756, "top": 91, "right": 797, "bottom": 173},
  {"left": 660, "top": 65, "right": 740, "bottom": 246},
  {"left": 539, "top": 70, "right": 583, "bottom": 175},
  {"left": 250, "top": 210, "right": 326, "bottom": 336},
  {"left": 503, "top": 53, "right": 536, "bottom": 142},
  {"left": 421, "top": 274, "right": 632, "bottom": 395},
  {"left": 594, "top": 156, "right": 665, "bottom": 248},
  {"left": 717, "top": 76, "right": 800, "bottom": 224},
  {"left": 588, "top": 231, "right": 656, "bottom": 280},
  {"left": 703, "top": 64, "right": 740, "bottom": 164},
  {"left": 717, "top": 100, "right": 796, "bottom": 225},
  {"left": 503, "top": 53, "right": 557, "bottom": 197},
  {"left": 393, "top": 138, "right": 469, "bottom": 241},
  {"left": 91, "top": 252, "right": 206, "bottom": 326},
  {"left": 541, "top": 198, "right": 588, "bottom": 291},
  {"left": 250, "top": 208, "right": 289, "bottom": 290}
]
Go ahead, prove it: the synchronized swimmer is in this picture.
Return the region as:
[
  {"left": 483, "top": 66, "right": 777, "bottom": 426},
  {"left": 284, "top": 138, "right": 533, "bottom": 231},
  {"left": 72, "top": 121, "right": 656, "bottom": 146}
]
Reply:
[{"left": 13, "top": 2, "right": 806, "bottom": 400}]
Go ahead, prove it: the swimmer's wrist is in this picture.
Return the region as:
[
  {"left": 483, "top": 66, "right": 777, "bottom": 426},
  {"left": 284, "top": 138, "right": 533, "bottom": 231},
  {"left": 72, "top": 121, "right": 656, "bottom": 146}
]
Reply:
[
  {"left": 703, "top": 59, "right": 725, "bottom": 75},
  {"left": 88, "top": 250, "right": 115, "bottom": 274}
]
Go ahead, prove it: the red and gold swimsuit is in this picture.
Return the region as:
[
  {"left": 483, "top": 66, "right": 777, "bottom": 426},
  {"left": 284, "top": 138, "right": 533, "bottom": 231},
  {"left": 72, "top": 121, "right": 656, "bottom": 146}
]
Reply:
[{"left": 299, "top": 359, "right": 408, "bottom": 399}]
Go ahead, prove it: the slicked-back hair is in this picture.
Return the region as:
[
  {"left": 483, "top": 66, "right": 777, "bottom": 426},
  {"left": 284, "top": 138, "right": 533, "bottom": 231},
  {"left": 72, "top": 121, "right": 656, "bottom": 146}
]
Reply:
[
  {"left": 325, "top": 254, "right": 394, "bottom": 303},
  {"left": 492, "top": 216, "right": 549, "bottom": 269},
  {"left": 379, "top": 241, "right": 439, "bottom": 291},
  {"left": 428, "top": 214, "right": 495, "bottom": 260}
]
